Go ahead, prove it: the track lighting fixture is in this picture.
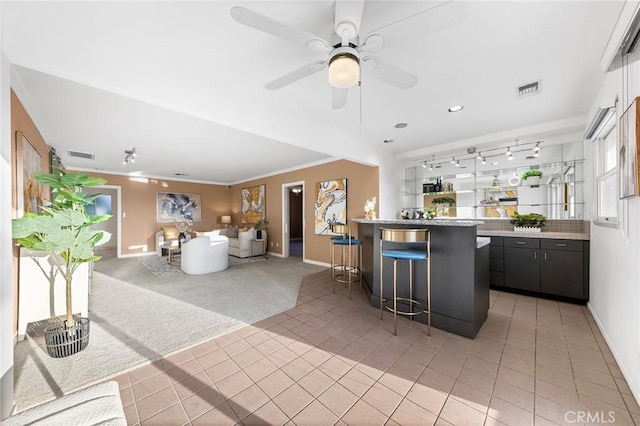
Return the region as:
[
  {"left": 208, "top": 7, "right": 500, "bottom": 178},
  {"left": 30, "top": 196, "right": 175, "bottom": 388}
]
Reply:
[
  {"left": 533, "top": 142, "right": 541, "bottom": 157},
  {"left": 455, "top": 160, "right": 460, "bottom": 167},
  {"left": 123, "top": 148, "right": 137, "bottom": 165},
  {"left": 505, "top": 147, "right": 512, "bottom": 156},
  {"left": 482, "top": 157, "right": 487, "bottom": 164},
  {"left": 450, "top": 157, "right": 456, "bottom": 164},
  {"left": 476, "top": 152, "right": 482, "bottom": 160},
  {"left": 422, "top": 161, "right": 427, "bottom": 168},
  {"left": 507, "top": 152, "right": 514, "bottom": 160},
  {"left": 428, "top": 164, "right": 433, "bottom": 171}
]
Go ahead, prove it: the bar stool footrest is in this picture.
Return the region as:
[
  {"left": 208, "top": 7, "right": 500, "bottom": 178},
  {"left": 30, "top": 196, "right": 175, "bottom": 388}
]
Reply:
[{"left": 382, "top": 297, "right": 428, "bottom": 317}]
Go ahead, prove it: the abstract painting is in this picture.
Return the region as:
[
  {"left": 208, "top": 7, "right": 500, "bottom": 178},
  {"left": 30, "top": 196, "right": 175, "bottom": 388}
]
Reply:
[
  {"left": 241, "top": 184, "right": 265, "bottom": 224},
  {"left": 315, "top": 178, "right": 347, "bottom": 235},
  {"left": 17, "top": 132, "right": 43, "bottom": 217},
  {"left": 157, "top": 192, "right": 201, "bottom": 222}
]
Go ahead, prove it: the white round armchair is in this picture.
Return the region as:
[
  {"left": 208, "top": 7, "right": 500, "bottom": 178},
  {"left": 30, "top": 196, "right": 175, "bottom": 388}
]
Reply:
[{"left": 180, "top": 236, "right": 229, "bottom": 275}]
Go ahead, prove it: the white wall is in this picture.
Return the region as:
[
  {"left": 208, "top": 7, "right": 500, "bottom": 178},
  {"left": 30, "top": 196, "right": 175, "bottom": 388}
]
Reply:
[
  {"left": 0, "top": 4, "right": 16, "bottom": 416},
  {"left": 587, "top": 59, "right": 640, "bottom": 404}
]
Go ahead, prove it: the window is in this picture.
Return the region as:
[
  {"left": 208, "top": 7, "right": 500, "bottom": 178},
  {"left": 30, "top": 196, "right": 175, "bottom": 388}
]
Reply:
[{"left": 594, "top": 115, "right": 618, "bottom": 225}]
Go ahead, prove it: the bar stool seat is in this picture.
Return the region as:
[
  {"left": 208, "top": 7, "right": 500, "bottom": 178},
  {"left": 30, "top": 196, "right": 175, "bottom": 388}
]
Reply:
[
  {"left": 330, "top": 224, "right": 363, "bottom": 299},
  {"left": 380, "top": 228, "right": 431, "bottom": 336}
]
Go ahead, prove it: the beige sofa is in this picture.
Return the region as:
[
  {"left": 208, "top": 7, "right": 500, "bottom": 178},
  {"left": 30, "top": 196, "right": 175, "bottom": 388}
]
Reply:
[{"left": 197, "top": 227, "right": 266, "bottom": 258}]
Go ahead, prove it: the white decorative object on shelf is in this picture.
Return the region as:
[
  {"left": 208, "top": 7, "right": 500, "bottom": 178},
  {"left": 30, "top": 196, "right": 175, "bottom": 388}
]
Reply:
[{"left": 513, "top": 227, "right": 542, "bottom": 232}]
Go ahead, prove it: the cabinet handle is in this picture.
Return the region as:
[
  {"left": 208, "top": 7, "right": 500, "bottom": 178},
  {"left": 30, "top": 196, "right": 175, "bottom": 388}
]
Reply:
[
  {"left": 534, "top": 252, "right": 537, "bottom": 260},
  {"left": 555, "top": 243, "right": 567, "bottom": 247},
  {"left": 544, "top": 252, "right": 547, "bottom": 260},
  {"left": 516, "top": 241, "right": 526, "bottom": 245}
]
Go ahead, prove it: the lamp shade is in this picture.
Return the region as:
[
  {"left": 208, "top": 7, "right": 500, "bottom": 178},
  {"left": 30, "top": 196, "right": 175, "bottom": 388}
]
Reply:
[
  {"left": 328, "top": 52, "right": 359, "bottom": 88},
  {"left": 221, "top": 215, "right": 231, "bottom": 224}
]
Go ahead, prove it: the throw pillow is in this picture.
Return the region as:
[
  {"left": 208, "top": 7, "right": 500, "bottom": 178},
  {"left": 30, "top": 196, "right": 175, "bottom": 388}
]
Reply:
[
  {"left": 163, "top": 227, "right": 179, "bottom": 240},
  {"left": 227, "top": 226, "right": 238, "bottom": 238},
  {"left": 219, "top": 228, "right": 229, "bottom": 237}
]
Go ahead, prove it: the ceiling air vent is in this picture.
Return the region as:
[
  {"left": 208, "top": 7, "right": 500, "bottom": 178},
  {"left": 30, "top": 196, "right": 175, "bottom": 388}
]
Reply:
[
  {"left": 66, "top": 150, "right": 95, "bottom": 160},
  {"left": 517, "top": 81, "right": 539, "bottom": 98}
]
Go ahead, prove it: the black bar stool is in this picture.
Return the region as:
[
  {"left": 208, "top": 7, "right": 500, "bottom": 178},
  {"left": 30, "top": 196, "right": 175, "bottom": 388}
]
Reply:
[
  {"left": 379, "top": 228, "right": 431, "bottom": 336},
  {"left": 330, "top": 223, "right": 362, "bottom": 299}
]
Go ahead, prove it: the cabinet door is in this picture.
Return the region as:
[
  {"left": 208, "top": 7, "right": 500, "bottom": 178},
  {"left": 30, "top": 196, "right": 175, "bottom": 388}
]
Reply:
[
  {"left": 504, "top": 247, "right": 540, "bottom": 292},
  {"left": 541, "top": 249, "right": 584, "bottom": 299}
]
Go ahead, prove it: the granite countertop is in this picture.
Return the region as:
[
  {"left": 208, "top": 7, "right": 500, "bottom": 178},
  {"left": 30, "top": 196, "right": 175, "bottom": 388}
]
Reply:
[
  {"left": 351, "top": 218, "right": 484, "bottom": 227},
  {"left": 477, "top": 230, "right": 590, "bottom": 240}
]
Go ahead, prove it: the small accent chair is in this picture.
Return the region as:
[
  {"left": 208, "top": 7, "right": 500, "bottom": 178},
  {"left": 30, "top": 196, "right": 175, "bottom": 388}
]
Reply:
[
  {"left": 156, "top": 226, "right": 180, "bottom": 256},
  {"left": 379, "top": 228, "right": 431, "bottom": 336},
  {"left": 330, "top": 223, "right": 363, "bottom": 299}
]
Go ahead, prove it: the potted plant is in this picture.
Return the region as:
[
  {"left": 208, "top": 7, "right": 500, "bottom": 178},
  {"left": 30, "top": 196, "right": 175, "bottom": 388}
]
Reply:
[
  {"left": 521, "top": 169, "right": 543, "bottom": 186},
  {"left": 509, "top": 211, "right": 547, "bottom": 232},
  {"left": 12, "top": 171, "right": 111, "bottom": 357},
  {"left": 431, "top": 196, "right": 456, "bottom": 207},
  {"left": 255, "top": 218, "right": 269, "bottom": 240}
]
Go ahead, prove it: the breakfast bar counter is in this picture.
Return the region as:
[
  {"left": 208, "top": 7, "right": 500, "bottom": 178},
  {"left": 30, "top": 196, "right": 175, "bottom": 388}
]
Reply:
[{"left": 352, "top": 218, "right": 489, "bottom": 339}]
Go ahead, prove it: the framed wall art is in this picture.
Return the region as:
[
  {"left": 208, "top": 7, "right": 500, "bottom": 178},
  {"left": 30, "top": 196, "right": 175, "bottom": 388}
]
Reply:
[
  {"left": 157, "top": 192, "right": 201, "bottom": 222},
  {"left": 16, "top": 132, "right": 44, "bottom": 217},
  {"left": 241, "top": 184, "right": 265, "bottom": 224},
  {"left": 619, "top": 96, "right": 640, "bottom": 198},
  {"left": 314, "top": 178, "right": 347, "bottom": 235}
]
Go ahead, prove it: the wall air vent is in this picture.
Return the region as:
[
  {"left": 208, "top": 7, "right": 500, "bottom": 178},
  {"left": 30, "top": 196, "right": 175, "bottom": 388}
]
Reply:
[
  {"left": 517, "top": 81, "right": 540, "bottom": 98},
  {"left": 66, "top": 150, "right": 95, "bottom": 160}
]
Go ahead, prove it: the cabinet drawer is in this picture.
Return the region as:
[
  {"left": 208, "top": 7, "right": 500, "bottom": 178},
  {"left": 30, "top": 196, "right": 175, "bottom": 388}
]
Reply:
[
  {"left": 541, "top": 239, "right": 584, "bottom": 252},
  {"left": 489, "top": 245, "right": 503, "bottom": 259},
  {"left": 504, "top": 237, "right": 540, "bottom": 249},
  {"left": 490, "top": 258, "right": 504, "bottom": 272}
]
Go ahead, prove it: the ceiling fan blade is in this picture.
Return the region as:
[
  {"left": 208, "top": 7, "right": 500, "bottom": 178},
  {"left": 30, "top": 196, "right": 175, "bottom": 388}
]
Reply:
[
  {"left": 362, "top": 57, "right": 417, "bottom": 89},
  {"left": 364, "top": 1, "right": 469, "bottom": 50},
  {"left": 332, "top": 87, "right": 349, "bottom": 109},
  {"left": 265, "top": 60, "right": 327, "bottom": 90},
  {"left": 334, "top": 0, "right": 365, "bottom": 39},
  {"left": 231, "top": 6, "right": 329, "bottom": 51}
]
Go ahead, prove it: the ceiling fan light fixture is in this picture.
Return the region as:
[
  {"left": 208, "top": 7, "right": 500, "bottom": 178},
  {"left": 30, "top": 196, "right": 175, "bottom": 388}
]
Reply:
[{"left": 328, "top": 47, "right": 360, "bottom": 88}]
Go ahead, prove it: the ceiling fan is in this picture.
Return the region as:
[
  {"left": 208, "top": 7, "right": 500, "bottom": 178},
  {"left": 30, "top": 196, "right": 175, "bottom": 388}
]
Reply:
[{"left": 230, "top": 1, "right": 453, "bottom": 109}]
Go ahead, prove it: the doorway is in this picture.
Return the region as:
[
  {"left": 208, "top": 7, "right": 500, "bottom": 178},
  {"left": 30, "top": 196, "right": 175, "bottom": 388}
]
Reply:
[
  {"left": 82, "top": 185, "right": 121, "bottom": 259},
  {"left": 282, "top": 181, "right": 304, "bottom": 259}
]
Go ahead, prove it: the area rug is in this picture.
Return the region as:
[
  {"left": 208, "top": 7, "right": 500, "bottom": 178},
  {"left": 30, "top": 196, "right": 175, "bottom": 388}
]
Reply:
[
  {"left": 139, "top": 254, "right": 266, "bottom": 277},
  {"left": 13, "top": 256, "right": 324, "bottom": 411}
]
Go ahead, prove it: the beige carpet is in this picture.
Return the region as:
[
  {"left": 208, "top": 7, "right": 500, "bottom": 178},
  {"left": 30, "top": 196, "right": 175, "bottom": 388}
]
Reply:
[{"left": 13, "top": 256, "right": 325, "bottom": 411}]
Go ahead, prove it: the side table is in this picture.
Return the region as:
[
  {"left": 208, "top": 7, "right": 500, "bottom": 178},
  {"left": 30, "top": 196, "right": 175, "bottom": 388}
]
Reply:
[
  {"left": 166, "top": 245, "right": 181, "bottom": 263},
  {"left": 250, "top": 239, "right": 267, "bottom": 260}
]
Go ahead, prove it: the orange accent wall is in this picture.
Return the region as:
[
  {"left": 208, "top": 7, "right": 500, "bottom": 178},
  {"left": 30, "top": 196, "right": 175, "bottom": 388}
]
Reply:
[
  {"left": 230, "top": 160, "right": 379, "bottom": 264},
  {"left": 86, "top": 173, "right": 231, "bottom": 255}
]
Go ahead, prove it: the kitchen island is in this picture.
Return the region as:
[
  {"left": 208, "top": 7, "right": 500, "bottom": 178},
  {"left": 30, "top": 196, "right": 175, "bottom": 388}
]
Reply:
[{"left": 353, "top": 218, "right": 489, "bottom": 339}]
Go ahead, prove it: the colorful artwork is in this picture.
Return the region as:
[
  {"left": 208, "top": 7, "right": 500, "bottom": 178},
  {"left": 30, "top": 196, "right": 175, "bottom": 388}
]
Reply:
[
  {"left": 315, "top": 178, "right": 347, "bottom": 235},
  {"left": 157, "top": 192, "right": 201, "bottom": 223},
  {"left": 241, "top": 184, "right": 265, "bottom": 224},
  {"left": 17, "top": 133, "right": 43, "bottom": 217}
]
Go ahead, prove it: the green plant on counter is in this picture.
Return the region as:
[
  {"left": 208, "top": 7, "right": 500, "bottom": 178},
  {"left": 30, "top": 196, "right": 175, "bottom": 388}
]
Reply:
[
  {"left": 509, "top": 212, "right": 547, "bottom": 228},
  {"left": 521, "top": 169, "right": 543, "bottom": 181},
  {"left": 431, "top": 197, "right": 455, "bottom": 205}
]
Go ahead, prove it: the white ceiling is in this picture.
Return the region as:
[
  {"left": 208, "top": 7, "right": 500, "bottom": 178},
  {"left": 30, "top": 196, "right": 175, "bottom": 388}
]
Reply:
[{"left": 2, "top": 1, "right": 625, "bottom": 184}]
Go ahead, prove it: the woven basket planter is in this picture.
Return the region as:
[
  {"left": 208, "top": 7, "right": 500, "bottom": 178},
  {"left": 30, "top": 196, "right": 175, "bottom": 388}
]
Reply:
[
  {"left": 44, "top": 317, "right": 90, "bottom": 358},
  {"left": 513, "top": 227, "right": 542, "bottom": 233}
]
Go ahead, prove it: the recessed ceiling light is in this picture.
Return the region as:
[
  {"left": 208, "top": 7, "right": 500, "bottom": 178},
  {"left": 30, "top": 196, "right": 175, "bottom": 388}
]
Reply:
[
  {"left": 491, "top": 162, "right": 499, "bottom": 165},
  {"left": 383, "top": 139, "right": 394, "bottom": 143},
  {"left": 394, "top": 123, "right": 408, "bottom": 129},
  {"left": 448, "top": 105, "right": 464, "bottom": 113}
]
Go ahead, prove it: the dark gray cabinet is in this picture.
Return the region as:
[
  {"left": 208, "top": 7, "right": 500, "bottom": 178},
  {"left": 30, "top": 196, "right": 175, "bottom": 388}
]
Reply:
[
  {"left": 504, "top": 238, "right": 540, "bottom": 292},
  {"left": 491, "top": 236, "right": 589, "bottom": 302}
]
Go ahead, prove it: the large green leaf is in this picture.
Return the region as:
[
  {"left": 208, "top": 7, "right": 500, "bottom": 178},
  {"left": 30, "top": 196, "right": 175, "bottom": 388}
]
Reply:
[
  {"left": 50, "top": 210, "right": 88, "bottom": 228},
  {"left": 88, "top": 214, "right": 112, "bottom": 225},
  {"left": 33, "top": 172, "right": 63, "bottom": 188}
]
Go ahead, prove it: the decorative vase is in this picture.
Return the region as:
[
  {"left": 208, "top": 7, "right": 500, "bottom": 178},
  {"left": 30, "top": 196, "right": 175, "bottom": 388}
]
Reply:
[
  {"left": 256, "top": 229, "right": 263, "bottom": 239},
  {"left": 44, "top": 317, "right": 90, "bottom": 358},
  {"left": 366, "top": 211, "right": 376, "bottom": 220},
  {"left": 178, "top": 232, "right": 186, "bottom": 247}
]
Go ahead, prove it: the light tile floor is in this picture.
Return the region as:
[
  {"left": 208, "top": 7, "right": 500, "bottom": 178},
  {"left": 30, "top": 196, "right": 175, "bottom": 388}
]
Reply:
[{"left": 111, "top": 270, "right": 640, "bottom": 425}]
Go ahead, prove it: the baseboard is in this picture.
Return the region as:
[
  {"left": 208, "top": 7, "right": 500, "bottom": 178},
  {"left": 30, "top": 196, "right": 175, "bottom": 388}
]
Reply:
[
  {"left": 587, "top": 302, "right": 640, "bottom": 407},
  {"left": 266, "top": 251, "right": 283, "bottom": 258},
  {"left": 118, "top": 252, "right": 156, "bottom": 258},
  {"left": 303, "top": 259, "right": 330, "bottom": 268}
]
